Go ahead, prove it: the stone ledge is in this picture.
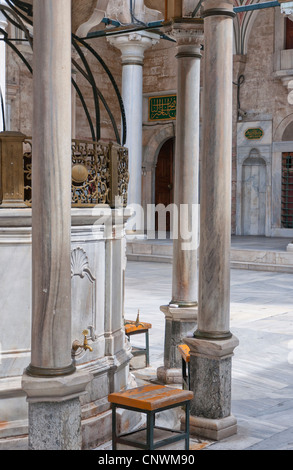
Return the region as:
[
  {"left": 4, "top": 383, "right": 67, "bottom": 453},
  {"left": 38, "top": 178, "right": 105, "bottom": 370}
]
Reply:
[
  {"left": 156, "top": 366, "right": 183, "bottom": 385},
  {"left": 22, "top": 369, "right": 93, "bottom": 404},
  {"left": 185, "top": 335, "right": 239, "bottom": 360},
  {"left": 160, "top": 304, "right": 198, "bottom": 321},
  {"left": 186, "top": 414, "right": 238, "bottom": 441}
]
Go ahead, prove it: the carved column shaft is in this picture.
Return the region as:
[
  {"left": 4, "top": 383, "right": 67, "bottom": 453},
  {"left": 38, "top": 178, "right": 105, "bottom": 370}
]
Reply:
[
  {"left": 27, "top": 0, "right": 74, "bottom": 377},
  {"left": 157, "top": 20, "right": 203, "bottom": 385},
  {"left": 0, "top": 2, "right": 8, "bottom": 131},
  {"left": 108, "top": 32, "right": 159, "bottom": 233},
  {"left": 22, "top": 1, "right": 92, "bottom": 451},
  {"left": 185, "top": 0, "right": 239, "bottom": 441},
  {"left": 196, "top": 1, "right": 235, "bottom": 339},
  {"left": 171, "top": 19, "right": 203, "bottom": 307}
]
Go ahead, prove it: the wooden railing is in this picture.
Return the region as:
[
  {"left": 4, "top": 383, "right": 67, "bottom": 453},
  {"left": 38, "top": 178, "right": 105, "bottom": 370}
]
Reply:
[{"left": 0, "top": 132, "right": 129, "bottom": 209}]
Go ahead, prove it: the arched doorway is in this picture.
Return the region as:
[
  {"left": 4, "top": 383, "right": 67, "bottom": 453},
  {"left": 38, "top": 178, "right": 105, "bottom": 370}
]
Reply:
[
  {"left": 241, "top": 150, "right": 266, "bottom": 236},
  {"left": 155, "top": 138, "right": 174, "bottom": 232}
]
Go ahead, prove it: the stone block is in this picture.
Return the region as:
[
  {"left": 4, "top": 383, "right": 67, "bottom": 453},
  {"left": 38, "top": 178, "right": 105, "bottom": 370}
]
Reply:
[{"left": 28, "top": 398, "right": 82, "bottom": 450}]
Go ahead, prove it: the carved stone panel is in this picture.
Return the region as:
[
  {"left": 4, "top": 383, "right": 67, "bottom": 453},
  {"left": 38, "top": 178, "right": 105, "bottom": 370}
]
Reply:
[{"left": 71, "top": 247, "right": 97, "bottom": 348}]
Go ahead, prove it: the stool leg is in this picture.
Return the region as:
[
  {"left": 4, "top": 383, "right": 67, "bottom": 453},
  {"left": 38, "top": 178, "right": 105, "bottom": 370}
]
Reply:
[
  {"left": 187, "top": 362, "right": 191, "bottom": 390},
  {"left": 112, "top": 404, "right": 117, "bottom": 450},
  {"left": 185, "top": 402, "right": 190, "bottom": 450},
  {"left": 182, "top": 358, "right": 187, "bottom": 390},
  {"left": 145, "top": 330, "right": 150, "bottom": 367},
  {"left": 146, "top": 411, "right": 155, "bottom": 450}
]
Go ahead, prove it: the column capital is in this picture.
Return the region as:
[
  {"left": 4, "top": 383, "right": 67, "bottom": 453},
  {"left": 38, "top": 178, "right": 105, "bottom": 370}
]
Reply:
[
  {"left": 170, "top": 18, "right": 204, "bottom": 52},
  {"left": 0, "top": 1, "right": 8, "bottom": 30},
  {"left": 279, "top": 0, "right": 293, "bottom": 20},
  {"left": 185, "top": 335, "right": 239, "bottom": 360},
  {"left": 202, "top": 0, "right": 235, "bottom": 19},
  {"left": 108, "top": 31, "right": 160, "bottom": 66}
]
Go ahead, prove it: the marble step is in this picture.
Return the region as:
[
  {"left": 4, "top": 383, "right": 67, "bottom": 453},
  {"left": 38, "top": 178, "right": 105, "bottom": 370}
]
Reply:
[{"left": 126, "top": 240, "right": 293, "bottom": 272}]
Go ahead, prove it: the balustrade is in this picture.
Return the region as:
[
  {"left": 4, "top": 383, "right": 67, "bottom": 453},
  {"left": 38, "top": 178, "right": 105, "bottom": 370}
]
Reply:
[{"left": 0, "top": 132, "right": 129, "bottom": 209}]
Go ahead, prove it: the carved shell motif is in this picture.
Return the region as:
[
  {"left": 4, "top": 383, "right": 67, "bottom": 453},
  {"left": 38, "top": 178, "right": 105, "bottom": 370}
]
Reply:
[{"left": 71, "top": 247, "right": 96, "bottom": 282}]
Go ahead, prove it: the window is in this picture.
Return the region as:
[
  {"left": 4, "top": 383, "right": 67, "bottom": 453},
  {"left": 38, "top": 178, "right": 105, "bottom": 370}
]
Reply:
[{"left": 281, "top": 152, "right": 293, "bottom": 228}]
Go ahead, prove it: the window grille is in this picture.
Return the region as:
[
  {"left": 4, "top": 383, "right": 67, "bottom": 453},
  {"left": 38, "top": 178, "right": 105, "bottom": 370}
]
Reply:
[{"left": 281, "top": 152, "right": 293, "bottom": 228}]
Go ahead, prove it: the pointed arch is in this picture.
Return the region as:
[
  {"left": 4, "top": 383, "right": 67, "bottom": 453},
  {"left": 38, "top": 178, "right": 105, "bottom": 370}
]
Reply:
[{"left": 233, "top": 1, "right": 262, "bottom": 55}]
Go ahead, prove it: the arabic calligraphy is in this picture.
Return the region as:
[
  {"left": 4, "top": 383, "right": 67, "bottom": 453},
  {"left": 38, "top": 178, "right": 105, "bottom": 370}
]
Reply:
[{"left": 149, "top": 95, "right": 177, "bottom": 121}]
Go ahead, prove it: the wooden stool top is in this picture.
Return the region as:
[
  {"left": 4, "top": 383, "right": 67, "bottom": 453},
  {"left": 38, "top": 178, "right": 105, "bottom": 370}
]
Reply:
[
  {"left": 178, "top": 344, "right": 190, "bottom": 363},
  {"left": 124, "top": 320, "right": 152, "bottom": 334},
  {"left": 108, "top": 384, "right": 193, "bottom": 411}
]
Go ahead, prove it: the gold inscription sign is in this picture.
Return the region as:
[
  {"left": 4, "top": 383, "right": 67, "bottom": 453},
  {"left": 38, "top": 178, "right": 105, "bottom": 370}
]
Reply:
[
  {"left": 244, "top": 128, "right": 264, "bottom": 140},
  {"left": 149, "top": 95, "right": 177, "bottom": 122}
]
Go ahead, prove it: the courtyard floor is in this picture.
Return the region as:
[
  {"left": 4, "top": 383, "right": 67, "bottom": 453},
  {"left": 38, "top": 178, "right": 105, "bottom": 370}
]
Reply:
[{"left": 120, "top": 257, "right": 293, "bottom": 451}]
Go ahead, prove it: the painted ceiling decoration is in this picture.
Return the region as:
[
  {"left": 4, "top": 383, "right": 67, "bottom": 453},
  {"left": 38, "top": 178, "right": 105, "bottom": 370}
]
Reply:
[{"left": 233, "top": 0, "right": 264, "bottom": 55}]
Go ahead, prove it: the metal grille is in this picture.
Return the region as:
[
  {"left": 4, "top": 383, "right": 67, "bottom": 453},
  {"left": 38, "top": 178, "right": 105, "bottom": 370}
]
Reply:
[
  {"left": 281, "top": 152, "right": 293, "bottom": 228},
  {"left": 22, "top": 138, "right": 129, "bottom": 208}
]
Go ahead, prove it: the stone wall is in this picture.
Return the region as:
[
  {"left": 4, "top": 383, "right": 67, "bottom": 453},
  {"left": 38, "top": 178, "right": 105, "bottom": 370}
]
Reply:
[
  {"left": 6, "top": 23, "right": 33, "bottom": 135},
  {"left": 5, "top": 7, "right": 293, "bottom": 236},
  {"left": 233, "top": 8, "right": 293, "bottom": 236},
  {"left": 6, "top": 25, "right": 123, "bottom": 145},
  {"left": 75, "top": 36, "right": 123, "bottom": 143}
]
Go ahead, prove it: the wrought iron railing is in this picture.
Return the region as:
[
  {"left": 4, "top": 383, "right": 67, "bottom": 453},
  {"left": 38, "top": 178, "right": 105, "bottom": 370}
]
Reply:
[
  {"left": 0, "top": 133, "right": 129, "bottom": 209},
  {"left": 0, "top": 1, "right": 127, "bottom": 146}
]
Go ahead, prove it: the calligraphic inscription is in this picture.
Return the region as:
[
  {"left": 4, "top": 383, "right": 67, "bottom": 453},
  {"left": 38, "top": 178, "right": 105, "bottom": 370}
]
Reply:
[
  {"left": 149, "top": 95, "right": 177, "bottom": 122},
  {"left": 244, "top": 128, "right": 264, "bottom": 140}
]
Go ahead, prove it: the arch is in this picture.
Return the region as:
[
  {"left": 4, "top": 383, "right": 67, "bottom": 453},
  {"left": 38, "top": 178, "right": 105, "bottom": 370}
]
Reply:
[
  {"left": 141, "top": 123, "right": 175, "bottom": 221},
  {"left": 143, "top": 122, "right": 175, "bottom": 170},
  {"left": 233, "top": 8, "right": 260, "bottom": 55},
  {"left": 241, "top": 149, "right": 267, "bottom": 235},
  {"left": 274, "top": 113, "right": 293, "bottom": 142},
  {"left": 155, "top": 137, "right": 175, "bottom": 232},
  {"left": 282, "top": 121, "right": 293, "bottom": 141},
  {"left": 243, "top": 148, "right": 266, "bottom": 166}
]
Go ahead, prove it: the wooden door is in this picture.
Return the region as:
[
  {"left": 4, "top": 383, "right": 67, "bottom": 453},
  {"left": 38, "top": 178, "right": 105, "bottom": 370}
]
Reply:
[
  {"left": 286, "top": 18, "right": 293, "bottom": 50},
  {"left": 155, "top": 138, "right": 174, "bottom": 232}
]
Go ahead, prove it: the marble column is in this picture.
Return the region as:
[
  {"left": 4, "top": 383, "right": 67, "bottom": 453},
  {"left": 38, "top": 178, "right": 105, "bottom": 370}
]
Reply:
[
  {"left": 157, "top": 19, "right": 203, "bottom": 385},
  {"left": 21, "top": 0, "right": 91, "bottom": 450},
  {"left": 108, "top": 32, "right": 159, "bottom": 235},
  {"left": 0, "top": 2, "right": 7, "bottom": 131},
  {"left": 185, "top": 0, "right": 239, "bottom": 441}
]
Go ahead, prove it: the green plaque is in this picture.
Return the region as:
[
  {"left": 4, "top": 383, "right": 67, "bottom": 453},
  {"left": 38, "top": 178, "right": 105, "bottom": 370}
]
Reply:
[
  {"left": 149, "top": 95, "right": 177, "bottom": 122},
  {"left": 244, "top": 128, "right": 264, "bottom": 140}
]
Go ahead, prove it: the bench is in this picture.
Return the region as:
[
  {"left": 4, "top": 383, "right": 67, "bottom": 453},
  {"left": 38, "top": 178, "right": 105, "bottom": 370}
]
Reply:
[
  {"left": 178, "top": 344, "right": 190, "bottom": 390},
  {"left": 108, "top": 384, "right": 194, "bottom": 450},
  {"left": 124, "top": 317, "right": 152, "bottom": 367}
]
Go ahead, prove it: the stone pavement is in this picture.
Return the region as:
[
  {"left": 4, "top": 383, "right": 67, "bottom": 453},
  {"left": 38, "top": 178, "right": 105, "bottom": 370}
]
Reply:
[{"left": 122, "top": 256, "right": 293, "bottom": 451}]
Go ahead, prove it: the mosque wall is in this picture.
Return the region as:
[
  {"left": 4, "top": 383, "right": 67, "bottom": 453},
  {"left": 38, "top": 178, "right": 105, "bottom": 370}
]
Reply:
[
  {"left": 234, "top": 8, "right": 293, "bottom": 237},
  {"left": 4, "top": 6, "right": 293, "bottom": 237}
]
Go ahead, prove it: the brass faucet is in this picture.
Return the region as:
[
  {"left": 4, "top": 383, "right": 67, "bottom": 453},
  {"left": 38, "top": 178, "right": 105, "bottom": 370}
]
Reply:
[{"left": 72, "top": 329, "right": 93, "bottom": 355}]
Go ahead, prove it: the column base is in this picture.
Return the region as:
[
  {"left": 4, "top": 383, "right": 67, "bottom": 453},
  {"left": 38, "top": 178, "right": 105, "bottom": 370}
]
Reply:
[
  {"left": 126, "top": 230, "right": 147, "bottom": 240},
  {"left": 157, "top": 305, "right": 198, "bottom": 384},
  {"left": 161, "top": 304, "right": 198, "bottom": 322},
  {"left": 182, "top": 414, "right": 237, "bottom": 441},
  {"left": 157, "top": 366, "right": 183, "bottom": 385},
  {"left": 28, "top": 397, "right": 82, "bottom": 450},
  {"left": 184, "top": 335, "right": 239, "bottom": 436},
  {"left": 22, "top": 369, "right": 92, "bottom": 450}
]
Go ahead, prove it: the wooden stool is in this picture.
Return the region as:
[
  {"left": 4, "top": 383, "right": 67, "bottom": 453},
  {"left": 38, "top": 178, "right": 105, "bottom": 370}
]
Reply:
[
  {"left": 124, "top": 320, "right": 152, "bottom": 367},
  {"left": 178, "top": 344, "right": 190, "bottom": 390},
  {"left": 108, "top": 384, "right": 194, "bottom": 450}
]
